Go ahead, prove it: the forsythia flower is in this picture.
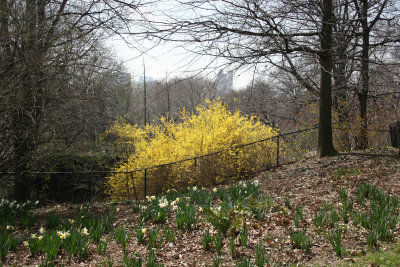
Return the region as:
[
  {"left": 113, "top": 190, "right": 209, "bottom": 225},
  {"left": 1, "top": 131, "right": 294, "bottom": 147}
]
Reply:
[
  {"left": 105, "top": 100, "right": 280, "bottom": 200},
  {"left": 81, "top": 227, "right": 89, "bottom": 236}
]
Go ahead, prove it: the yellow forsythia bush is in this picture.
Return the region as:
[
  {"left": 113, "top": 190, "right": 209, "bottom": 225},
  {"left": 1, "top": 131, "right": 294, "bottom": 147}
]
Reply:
[{"left": 105, "top": 100, "right": 280, "bottom": 200}]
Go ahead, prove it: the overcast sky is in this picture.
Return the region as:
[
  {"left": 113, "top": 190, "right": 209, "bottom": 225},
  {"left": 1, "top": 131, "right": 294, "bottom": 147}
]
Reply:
[{"left": 109, "top": 36, "right": 255, "bottom": 90}]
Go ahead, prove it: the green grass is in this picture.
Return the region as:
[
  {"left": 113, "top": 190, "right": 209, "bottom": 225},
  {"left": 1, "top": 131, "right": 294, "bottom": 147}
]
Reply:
[
  {"left": 336, "top": 241, "right": 400, "bottom": 266},
  {"left": 332, "top": 166, "right": 361, "bottom": 179}
]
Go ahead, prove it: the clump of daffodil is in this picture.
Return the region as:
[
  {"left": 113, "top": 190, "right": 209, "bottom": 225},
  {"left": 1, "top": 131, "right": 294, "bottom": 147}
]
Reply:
[
  {"left": 57, "top": 230, "right": 70, "bottom": 239},
  {"left": 158, "top": 197, "right": 169, "bottom": 209},
  {"left": 106, "top": 99, "right": 280, "bottom": 199}
]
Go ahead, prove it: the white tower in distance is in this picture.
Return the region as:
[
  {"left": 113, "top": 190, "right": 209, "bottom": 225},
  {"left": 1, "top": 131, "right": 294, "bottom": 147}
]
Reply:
[{"left": 216, "top": 69, "right": 233, "bottom": 93}]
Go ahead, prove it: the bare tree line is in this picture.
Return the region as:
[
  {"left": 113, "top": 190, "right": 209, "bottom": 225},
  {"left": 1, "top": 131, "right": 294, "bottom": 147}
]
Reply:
[{"left": 1, "top": 0, "right": 400, "bottom": 200}]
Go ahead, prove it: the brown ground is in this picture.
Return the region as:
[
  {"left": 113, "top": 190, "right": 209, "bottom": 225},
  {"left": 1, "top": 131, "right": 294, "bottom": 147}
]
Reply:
[{"left": 4, "top": 149, "right": 400, "bottom": 266}]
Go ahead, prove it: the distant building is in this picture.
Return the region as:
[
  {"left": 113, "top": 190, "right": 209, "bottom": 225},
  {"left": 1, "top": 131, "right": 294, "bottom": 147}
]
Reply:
[
  {"left": 138, "top": 76, "right": 155, "bottom": 85},
  {"left": 216, "top": 69, "right": 233, "bottom": 93}
]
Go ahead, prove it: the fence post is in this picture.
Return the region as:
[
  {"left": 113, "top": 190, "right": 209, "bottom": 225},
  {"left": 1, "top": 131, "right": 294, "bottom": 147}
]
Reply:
[
  {"left": 88, "top": 174, "right": 91, "bottom": 204},
  {"left": 144, "top": 169, "right": 147, "bottom": 199},
  {"left": 126, "top": 173, "right": 130, "bottom": 199},
  {"left": 194, "top": 157, "right": 198, "bottom": 186},
  {"left": 131, "top": 172, "right": 138, "bottom": 201},
  {"left": 276, "top": 135, "right": 280, "bottom": 166},
  {"left": 36, "top": 173, "right": 40, "bottom": 201}
]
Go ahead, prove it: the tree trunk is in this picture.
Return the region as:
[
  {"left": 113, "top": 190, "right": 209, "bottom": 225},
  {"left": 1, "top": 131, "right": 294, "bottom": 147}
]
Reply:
[
  {"left": 13, "top": 0, "right": 41, "bottom": 201},
  {"left": 356, "top": 1, "right": 370, "bottom": 150},
  {"left": 318, "top": 0, "right": 338, "bottom": 157},
  {"left": 333, "top": 54, "right": 351, "bottom": 151}
]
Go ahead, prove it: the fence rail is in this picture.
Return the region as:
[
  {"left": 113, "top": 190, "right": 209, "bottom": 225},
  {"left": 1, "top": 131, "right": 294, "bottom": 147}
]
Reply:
[
  {"left": 2, "top": 125, "right": 390, "bottom": 203},
  {"left": 0, "top": 126, "right": 321, "bottom": 202}
]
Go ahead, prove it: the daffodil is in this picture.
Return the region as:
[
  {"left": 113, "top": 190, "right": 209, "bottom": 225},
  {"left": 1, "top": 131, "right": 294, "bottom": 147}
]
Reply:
[
  {"left": 213, "top": 188, "right": 217, "bottom": 193},
  {"left": 6, "top": 225, "right": 13, "bottom": 231},
  {"left": 68, "top": 219, "right": 75, "bottom": 224},
  {"left": 39, "top": 227, "right": 45, "bottom": 234},
  {"left": 23, "top": 241, "right": 29, "bottom": 247},
  {"left": 81, "top": 227, "right": 89, "bottom": 236},
  {"left": 116, "top": 207, "right": 120, "bottom": 212},
  {"left": 159, "top": 202, "right": 168, "bottom": 208},
  {"left": 141, "top": 228, "right": 147, "bottom": 234},
  {"left": 60, "top": 231, "right": 70, "bottom": 239},
  {"left": 31, "top": 234, "right": 37, "bottom": 239},
  {"left": 38, "top": 235, "right": 43, "bottom": 240}
]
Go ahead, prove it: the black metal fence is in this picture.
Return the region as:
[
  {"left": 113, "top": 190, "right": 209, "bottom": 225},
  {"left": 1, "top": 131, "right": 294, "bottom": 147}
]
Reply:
[{"left": 1, "top": 126, "right": 321, "bottom": 202}]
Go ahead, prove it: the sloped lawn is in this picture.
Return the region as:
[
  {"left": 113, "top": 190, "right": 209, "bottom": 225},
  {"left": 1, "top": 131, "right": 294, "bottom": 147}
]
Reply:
[{"left": 1, "top": 150, "right": 399, "bottom": 266}]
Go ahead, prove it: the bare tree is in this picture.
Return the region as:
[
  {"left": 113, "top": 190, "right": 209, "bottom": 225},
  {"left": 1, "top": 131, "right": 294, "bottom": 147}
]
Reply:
[
  {"left": 135, "top": 0, "right": 339, "bottom": 156},
  {"left": 0, "top": 0, "right": 142, "bottom": 200}
]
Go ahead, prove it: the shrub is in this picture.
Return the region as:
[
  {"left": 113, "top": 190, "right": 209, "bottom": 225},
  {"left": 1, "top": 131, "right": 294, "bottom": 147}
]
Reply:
[{"left": 105, "top": 100, "right": 279, "bottom": 200}]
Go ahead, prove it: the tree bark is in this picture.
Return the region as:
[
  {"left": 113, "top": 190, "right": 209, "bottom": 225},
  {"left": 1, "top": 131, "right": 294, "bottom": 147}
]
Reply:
[
  {"left": 356, "top": 0, "right": 370, "bottom": 150},
  {"left": 318, "top": 0, "right": 338, "bottom": 157}
]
